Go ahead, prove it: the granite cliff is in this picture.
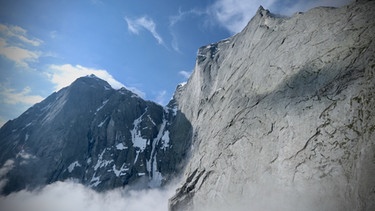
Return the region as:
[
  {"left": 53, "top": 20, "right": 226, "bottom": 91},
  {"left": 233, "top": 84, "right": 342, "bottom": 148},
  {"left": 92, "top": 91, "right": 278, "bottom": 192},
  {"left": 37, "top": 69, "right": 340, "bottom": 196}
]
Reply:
[{"left": 170, "top": 1, "right": 375, "bottom": 210}]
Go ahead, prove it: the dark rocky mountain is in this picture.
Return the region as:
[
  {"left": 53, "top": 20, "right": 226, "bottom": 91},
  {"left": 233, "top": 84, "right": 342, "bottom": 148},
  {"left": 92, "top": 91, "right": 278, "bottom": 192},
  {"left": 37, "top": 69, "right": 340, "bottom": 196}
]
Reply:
[{"left": 0, "top": 75, "right": 192, "bottom": 194}]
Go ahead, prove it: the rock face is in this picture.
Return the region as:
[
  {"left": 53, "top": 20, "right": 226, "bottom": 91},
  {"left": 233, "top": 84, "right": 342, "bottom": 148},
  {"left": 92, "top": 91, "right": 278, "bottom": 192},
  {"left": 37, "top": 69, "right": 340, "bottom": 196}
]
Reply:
[
  {"left": 0, "top": 75, "right": 192, "bottom": 194},
  {"left": 170, "top": 1, "right": 375, "bottom": 211}
]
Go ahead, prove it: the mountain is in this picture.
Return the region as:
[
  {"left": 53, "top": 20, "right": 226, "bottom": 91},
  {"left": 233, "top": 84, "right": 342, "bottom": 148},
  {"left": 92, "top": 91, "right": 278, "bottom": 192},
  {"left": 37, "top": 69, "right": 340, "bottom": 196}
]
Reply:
[
  {"left": 169, "top": 1, "right": 375, "bottom": 211},
  {"left": 0, "top": 74, "right": 192, "bottom": 194},
  {"left": 1, "top": 1, "right": 374, "bottom": 210}
]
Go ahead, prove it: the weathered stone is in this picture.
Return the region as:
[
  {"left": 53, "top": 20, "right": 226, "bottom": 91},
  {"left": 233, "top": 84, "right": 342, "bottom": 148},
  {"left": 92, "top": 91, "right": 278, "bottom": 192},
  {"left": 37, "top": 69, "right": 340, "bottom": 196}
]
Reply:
[{"left": 170, "top": 1, "right": 375, "bottom": 210}]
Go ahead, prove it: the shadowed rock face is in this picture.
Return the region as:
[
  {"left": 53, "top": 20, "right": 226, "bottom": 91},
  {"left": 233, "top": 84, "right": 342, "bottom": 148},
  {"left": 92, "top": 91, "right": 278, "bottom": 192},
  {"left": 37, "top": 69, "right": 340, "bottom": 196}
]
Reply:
[
  {"left": 0, "top": 75, "right": 192, "bottom": 194},
  {"left": 170, "top": 1, "right": 375, "bottom": 211}
]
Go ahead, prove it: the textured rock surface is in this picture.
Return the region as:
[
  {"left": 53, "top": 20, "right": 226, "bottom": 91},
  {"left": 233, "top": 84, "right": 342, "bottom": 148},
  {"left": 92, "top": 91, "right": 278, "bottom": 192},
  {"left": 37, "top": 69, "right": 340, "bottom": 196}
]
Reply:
[
  {"left": 0, "top": 75, "right": 192, "bottom": 194},
  {"left": 170, "top": 1, "right": 375, "bottom": 210}
]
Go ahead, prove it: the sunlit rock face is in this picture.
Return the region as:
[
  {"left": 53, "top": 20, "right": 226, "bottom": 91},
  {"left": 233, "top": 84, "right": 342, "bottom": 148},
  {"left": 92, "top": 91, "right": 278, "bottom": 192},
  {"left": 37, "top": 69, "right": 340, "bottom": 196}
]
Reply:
[
  {"left": 0, "top": 75, "right": 192, "bottom": 194},
  {"left": 170, "top": 1, "right": 375, "bottom": 210}
]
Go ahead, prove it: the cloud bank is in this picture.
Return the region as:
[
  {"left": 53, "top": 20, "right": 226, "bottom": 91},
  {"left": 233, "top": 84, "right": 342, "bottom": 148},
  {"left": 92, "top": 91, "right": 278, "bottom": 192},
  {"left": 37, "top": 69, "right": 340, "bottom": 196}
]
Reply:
[{"left": 0, "top": 181, "right": 176, "bottom": 211}]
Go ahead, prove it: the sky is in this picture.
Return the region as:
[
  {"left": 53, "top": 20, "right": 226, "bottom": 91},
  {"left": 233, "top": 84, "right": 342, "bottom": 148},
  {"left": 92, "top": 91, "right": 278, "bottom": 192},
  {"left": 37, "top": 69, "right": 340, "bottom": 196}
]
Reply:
[{"left": 0, "top": 0, "right": 352, "bottom": 127}]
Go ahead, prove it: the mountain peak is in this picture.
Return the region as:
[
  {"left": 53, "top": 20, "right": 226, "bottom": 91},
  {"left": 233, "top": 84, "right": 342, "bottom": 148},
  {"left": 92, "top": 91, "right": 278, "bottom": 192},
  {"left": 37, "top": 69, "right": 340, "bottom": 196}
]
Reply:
[
  {"left": 86, "top": 74, "right": 99, "bottom": 78},
  {"left": 256, "top": 5, "right": 270, "bottom": 17},
  {"left": 70, "top": 75, "right": 113, "bottom": 91}
]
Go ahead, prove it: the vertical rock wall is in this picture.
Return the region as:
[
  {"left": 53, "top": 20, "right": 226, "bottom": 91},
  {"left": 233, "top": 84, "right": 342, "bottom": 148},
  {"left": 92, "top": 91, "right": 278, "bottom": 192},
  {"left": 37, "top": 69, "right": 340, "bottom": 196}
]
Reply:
[{"left": 170, "top": 1, "right": 375, "bottom": 210}]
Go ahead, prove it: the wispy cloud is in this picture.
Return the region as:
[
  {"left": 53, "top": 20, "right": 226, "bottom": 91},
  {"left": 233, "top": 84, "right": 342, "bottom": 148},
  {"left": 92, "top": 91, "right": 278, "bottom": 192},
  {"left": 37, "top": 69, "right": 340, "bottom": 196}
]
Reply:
[
  {"left": 0, "top": 24, "right": 42, "bottom": 47},
  {"left": 125, "top": 16, "right": 164, "bottom": 45},
  {"left": 208, "top": 0, "right": 352, "bottom": 34},
  {"left": 47, "top": 64, "right": 146, "bottom": 98},
  {"left": 154, "top": 90, "right": 167, "bottom": 105},
  {"left": 169, "top": 8, "right": 206, "bottom": 52},
  {"left": 0, "top": 160, "right": 14, "bottom": 192},
  {"left": 0, "top": 85, "right": 44, "bottom": 105},
  {"left": 208, "top": 0, "right": 277, "bottom": 34},
  {"left": 0, "top": 38, "right": 41, "bottom": 67},
  {"left": 179, "top": 70, "right": 192, "bottom": 79},
  {"left": 169, "top": 8, "right": 205, "bottom": 27},
  {"left": 0, "top": 24, "right": 43, "bottom": 68}
]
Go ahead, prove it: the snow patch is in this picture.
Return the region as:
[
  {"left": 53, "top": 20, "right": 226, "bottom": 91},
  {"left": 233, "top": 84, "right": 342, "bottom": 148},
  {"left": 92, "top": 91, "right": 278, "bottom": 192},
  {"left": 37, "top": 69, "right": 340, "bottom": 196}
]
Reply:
[
  {"left": 134, "top": 150, "right": 140, "bottom": 164},
  {"left": 146, "top": 116, "right": 167, "bottom": 187},
  {"left": 96, "top": 99, "right": 109, "bottom": 113},
  {"left": 97, "top": 117, "right": 109, "bottom": 127},
  {"left": 67, "top": 161, "right": 81, "bottom": 173},
  {"left": 115, "top": 143, "right": 127, "bottom": 150},
  {"left": 89, "top": 173, "right": 101, "bottom": 187},
  {"left": 161, "top": 131, "right": 170, "bottom": 149},
  {"left": 178, "top": 82, "right": 187, "bottom": 87},
  {"left": 112, "top": 163, "right": 129, "bottom": 177},
  {"left": 147, "top": 115, "right": 156, "bottom": 126},
  {"left": 130, "top": 110, "right": 148, "bottom": 150},
  {"left": 94, "top": 149, "right": 113, "bottom": 171},
  {"left": 148, "top": 158, "right": 163, "bottom": 188}
]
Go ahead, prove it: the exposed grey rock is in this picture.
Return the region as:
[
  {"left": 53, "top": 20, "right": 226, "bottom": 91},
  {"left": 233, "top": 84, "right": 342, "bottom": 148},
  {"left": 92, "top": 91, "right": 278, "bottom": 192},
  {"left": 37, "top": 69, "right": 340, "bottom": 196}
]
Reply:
[
  {"left": 0, "top": 75, "right": 192, "bottom": 194},
  {"left": 170, "top": 1, "right": 375, "bottom": 210}
]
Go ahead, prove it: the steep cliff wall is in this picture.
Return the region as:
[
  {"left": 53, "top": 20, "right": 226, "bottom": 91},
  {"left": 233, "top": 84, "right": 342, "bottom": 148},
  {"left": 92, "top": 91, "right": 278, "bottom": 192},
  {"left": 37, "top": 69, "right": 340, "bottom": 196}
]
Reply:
[{"left": 170, "top": 1, "right": 375, "bottom": 210}]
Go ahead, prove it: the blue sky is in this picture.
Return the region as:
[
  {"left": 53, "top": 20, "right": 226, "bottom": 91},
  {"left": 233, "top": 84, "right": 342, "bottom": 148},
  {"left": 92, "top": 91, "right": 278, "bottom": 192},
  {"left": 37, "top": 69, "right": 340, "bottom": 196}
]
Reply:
[{"left": 0, "top": 0, "right": 351, "bottom": 126}]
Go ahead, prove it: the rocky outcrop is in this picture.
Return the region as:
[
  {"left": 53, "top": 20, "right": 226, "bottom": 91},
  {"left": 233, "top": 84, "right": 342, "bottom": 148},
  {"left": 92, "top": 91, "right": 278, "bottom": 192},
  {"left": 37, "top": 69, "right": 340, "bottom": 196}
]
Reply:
[
  {"left": 170, "top": 1, "right": 375, "bottom": 210},
  {"left": 0, "top": 75, "right": 192, "bottom": 194}
]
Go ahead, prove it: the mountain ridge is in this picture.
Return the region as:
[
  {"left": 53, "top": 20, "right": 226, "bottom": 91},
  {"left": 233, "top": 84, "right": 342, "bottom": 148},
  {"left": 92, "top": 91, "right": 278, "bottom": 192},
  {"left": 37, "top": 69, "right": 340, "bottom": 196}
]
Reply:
[{"left": 0, "top": 75, "right": 192, "bottom": 194}]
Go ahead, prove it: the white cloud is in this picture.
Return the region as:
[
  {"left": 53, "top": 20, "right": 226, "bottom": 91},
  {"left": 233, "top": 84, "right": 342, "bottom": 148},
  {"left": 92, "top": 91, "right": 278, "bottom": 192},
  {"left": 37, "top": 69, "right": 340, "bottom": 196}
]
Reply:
[
  {"left": 48, "top": 64, "right": 124, "bottom": 90},
  {"left": 154, "top": 90, "right": 167, "bottom": 105},
  {"left": 0, "top": 24, "right": 42, "bottom": 47},
  {"left": 0, "top": 85, "right": 44, "bottom": 105},
  {"left": 179, "top": 70, "right": 192, "bottom": 79},
  {"left": 47, "top": 64, "right": 146, "bottom": 98},
  {"left": 0, "top": 160, "right": 14, "bottom": 192},
  {"left": 208, "top": 0, "right": 352, "bottom": 34},
  {"left": 209, "top": 0, "right": 277, "bottom": 34},
  {"left": 169, "top": 8, "right": 205, "bottom": 27},
  {"left": 0, "top": 38, "right": 41, "bottom": 68},
  {"left": 0, "top": 181, "right": 176, "bottom": 211},
  {"left": 0, "top": 24, "right": 43, "bottom": 68},
  {"left": 125, "top": 16, "right": 164, "bottom": 45}
]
